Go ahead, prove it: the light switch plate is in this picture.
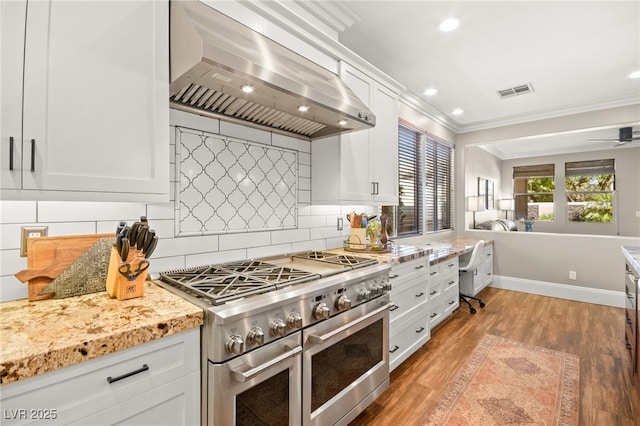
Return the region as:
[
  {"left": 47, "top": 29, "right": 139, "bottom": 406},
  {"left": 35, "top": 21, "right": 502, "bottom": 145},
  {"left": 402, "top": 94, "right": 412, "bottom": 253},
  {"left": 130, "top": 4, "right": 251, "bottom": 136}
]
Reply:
[{"left": 20, "top": 226, "right": 48, "bottom": 257}]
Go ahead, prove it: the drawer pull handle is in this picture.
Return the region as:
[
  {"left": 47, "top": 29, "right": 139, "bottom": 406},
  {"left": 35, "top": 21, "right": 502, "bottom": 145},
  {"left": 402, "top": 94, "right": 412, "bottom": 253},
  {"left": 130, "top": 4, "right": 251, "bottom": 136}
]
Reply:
[
  {"left": 416, "top": 326, "right": 425, "bottom": 333},
  {"left": 389, "top": 304, "right": 399, "bottom": 312},
  {"left": 30, "top": 139, "right": 35, "bottom": 172},
  {"left": 430, "top": 271, "right": 437, "bottom": 276},
  {"left": 449, "top": 300, "right": 455, "bottom": 305},
  {"left": 107, "top": 364, "right": 149, "bottom": 384},
  {"left": 430, "top": 290, "right": 437, "bottom": 295},
  {"left": 389, "top": 345, "right": 400, "bottom": 354},
  {"left": 448, "top": 280, "right": 455, "bottom": 285},
  {"left": 430, "top": 313, "right": 437, "bottom": 318},
  {"left": 626, "top": 342, "right": 632, "bottom": 350},
  {"left": 414, "top": 264, "right": 425, "bottom": 270},
  {"left": 9, "top": 136, "right": 14, "bottom": 171},
  {"left": 627, "top": 318, "right": 633, "bottom": 325},
  {"left": 389, "top": 274, "right": 399, "bottom": 279},
  {"left": 448, "top": 263, "right": 455, "bottom": 268},
  {"left": 415, "top": 292, "right": 425, "bottom": 298}
]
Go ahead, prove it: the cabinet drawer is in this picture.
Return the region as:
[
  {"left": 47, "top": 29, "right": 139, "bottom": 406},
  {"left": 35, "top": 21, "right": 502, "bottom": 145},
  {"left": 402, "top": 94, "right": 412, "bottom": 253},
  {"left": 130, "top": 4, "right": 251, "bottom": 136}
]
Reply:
[
  {"left": 389, "top": 258, "right": 429, "bottom": 287},
  {"left": 428, "top": 280, "right": 442, "bottom": 302},
  {"left": 442, "top": 289, "right": 459, "bottom": 316},
  {"left": 389, "top": 313, "right": 429, "bottom": 372},
  {"left": 390, "top": 275, "right": 428, "bottom": 323},
  {"left": 1, "top": 329, "right": 200, "bottom": 425}
]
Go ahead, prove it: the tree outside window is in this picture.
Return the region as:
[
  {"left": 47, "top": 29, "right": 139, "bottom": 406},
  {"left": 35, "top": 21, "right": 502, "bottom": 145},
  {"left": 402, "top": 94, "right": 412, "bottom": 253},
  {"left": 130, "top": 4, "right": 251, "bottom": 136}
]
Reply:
[
  {"left": 513, "top": 164, "right": 555, "bottom": 221},
  {"left": 565, "top": 159, "right": 615, "bottom": 223}
]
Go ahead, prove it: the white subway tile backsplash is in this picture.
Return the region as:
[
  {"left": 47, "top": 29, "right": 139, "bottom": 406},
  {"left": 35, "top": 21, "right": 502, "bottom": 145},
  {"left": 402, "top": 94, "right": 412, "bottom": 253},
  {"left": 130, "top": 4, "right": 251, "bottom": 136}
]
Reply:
[
  {"left": 0, "top": 276, "right": 27, "bottom": 302},
  {"left": 1, "top": 249, "right": 26, "bottom": 277},
  {"left": 298, "top": 190, "right": 311, "bottom": 204},
  {"left": 187, "top": 249, "right": 247, "bottom": 267},
  {"left": 170, "top": 109, "right": 220, "bottom": 134},
  {"left": 299, "top": 177, "right": 311, "bottom": 191},
  {"left": 219, "top": 232, "right": 271, "bottom": 251},
  {"left": 299, "top": 164, "right": 311, "bottom": 178},
  {"left": 297, "top": 215, "right": 327, "bottom": 228},
  {"left": 37, "top": 202, "right": 146, "bottom": 223},
  {"left": 147, "top": 203, "right": 175, "bottom": 221},
  {"left": 1, "top": 201, "right": 37, "bottom": 223},
  {"left": 271, "top": 228, "right": 310, "bottom": 245},
  {"left": 154, "top": 234, "right": 219, "bottom": 257},
  {"left": 291, "top": 239, "right": 326, "bottom": 252},
  {"left": 247, "top": 243, "right": 293, "bottom": 259},
  {"left": 272, "top": 134, "right": 311, "bottom": 153},
  {"left": 299, "top": 152, "right": 311, "bottom": 165}
]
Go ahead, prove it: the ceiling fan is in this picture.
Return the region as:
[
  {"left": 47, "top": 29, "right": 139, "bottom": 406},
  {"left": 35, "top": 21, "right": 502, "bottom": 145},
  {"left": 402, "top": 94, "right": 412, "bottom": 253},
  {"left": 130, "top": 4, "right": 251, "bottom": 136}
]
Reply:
[{"left": 587, "top": 126, "right": 640, "bottom": 146}]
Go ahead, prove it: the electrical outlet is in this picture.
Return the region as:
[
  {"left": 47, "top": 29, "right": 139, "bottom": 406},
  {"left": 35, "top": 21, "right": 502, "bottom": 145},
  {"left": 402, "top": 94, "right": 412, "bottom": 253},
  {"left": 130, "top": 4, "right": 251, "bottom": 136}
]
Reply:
[
  {"left": 20, "top": 226, "right": 48, "bottom": 257},
  {"left": 569, "top": 270, "right": 577, "bottom": 280}
]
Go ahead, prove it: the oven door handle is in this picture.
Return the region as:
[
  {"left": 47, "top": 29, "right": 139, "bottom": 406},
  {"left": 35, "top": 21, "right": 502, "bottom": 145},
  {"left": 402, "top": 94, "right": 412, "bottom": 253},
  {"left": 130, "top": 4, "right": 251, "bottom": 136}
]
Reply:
[
  {"left": 231, "top": 344, "right": 302, "bottom": 383},
  {"left": 308, "top": 303, "right": 391, "bottom": 345}
]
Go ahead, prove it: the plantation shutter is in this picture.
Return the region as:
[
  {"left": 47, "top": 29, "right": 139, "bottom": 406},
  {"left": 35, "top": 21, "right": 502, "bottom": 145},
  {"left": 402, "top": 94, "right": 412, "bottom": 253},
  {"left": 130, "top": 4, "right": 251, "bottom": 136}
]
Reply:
[
  {"left": 397, "top": 124, "right": 422, "bottom": 235},
  {"left": 426, "top": 136, "right": 454, "bottom": 231}
]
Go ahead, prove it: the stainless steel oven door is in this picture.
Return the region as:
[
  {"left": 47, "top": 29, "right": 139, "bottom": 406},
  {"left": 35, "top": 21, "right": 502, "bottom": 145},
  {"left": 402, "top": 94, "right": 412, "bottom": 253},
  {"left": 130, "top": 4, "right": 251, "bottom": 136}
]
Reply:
[
  {"left": 302, "top": 296, "right": 390, "bottom": 426},
  {"left": 209, "top": 332, "right": 302, "bottom": 426}
]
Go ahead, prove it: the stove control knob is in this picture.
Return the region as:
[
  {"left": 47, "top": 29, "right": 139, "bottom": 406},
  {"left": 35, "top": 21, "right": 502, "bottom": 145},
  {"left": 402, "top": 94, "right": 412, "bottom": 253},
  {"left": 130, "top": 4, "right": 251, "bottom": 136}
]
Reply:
[
  {"left": 314, "top": 303, "right": 331, "bottom": 320},
  {"left": 247, "top": 327, "right": 265, "bottom": 346},
  {"left": 370, "top": 285, "right": 384, "bottom": 297},
  {"left": 287, "top": 312, "right": 303, "bottom": 329},
  {"left": 358, "top": 288, "right": 372, "bottom": 301},
  {"left": 335, "top": 294, "right": 352, "bottom": 311},
  {"left": 226, "top": 335, "right": 245, "bottom": 355},
  {"left": 271, "top": 318, "right": 287, "bottom": 337}
]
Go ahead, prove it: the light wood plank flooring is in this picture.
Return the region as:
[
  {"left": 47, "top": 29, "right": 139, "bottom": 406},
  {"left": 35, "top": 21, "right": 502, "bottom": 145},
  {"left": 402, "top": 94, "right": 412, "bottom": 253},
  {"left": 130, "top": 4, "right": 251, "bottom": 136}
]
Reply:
[{"left": 349, "top": 287, "right": 640, "bottom": 426}]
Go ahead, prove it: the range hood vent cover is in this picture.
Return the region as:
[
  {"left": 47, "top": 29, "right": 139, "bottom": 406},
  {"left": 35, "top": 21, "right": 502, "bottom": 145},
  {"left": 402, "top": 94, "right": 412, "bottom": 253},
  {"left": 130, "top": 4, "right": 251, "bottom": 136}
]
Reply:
[{"left": 170, "top": 1, "right": 376, "bottom": 141}]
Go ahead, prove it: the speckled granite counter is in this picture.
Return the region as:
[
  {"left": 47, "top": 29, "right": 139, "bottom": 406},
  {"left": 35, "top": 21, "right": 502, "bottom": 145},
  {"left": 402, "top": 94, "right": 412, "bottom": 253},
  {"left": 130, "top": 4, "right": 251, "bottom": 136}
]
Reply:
[
  {"left": 328, "top": 244, "right": 432, "bottom": 265},
  {"left": 623, "top": 246, "right": 640, "bottom": 276},
  {"left": 0, "top": 281, "right": 203, "bottom": 384}
]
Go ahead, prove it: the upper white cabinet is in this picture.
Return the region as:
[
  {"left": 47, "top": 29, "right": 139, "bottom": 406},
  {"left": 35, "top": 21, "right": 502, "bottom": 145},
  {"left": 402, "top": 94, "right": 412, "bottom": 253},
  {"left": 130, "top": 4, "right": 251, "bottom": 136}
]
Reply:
[
  {"left": 312, "top": 62, "right": 399, "bottom": 205},
  {"left": 1, "top": 0, "right": 169, "bottom": 202}
]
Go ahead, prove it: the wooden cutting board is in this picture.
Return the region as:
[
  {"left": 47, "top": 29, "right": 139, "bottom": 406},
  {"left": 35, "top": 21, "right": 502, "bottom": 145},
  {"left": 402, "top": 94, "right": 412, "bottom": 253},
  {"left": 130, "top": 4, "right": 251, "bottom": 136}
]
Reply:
[{"left": 22, "top": 234, "right": 115, "bottom": 301}]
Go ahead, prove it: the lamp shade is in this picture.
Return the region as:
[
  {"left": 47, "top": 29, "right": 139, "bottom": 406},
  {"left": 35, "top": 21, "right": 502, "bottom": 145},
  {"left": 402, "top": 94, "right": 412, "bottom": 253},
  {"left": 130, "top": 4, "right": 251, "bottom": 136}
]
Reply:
[
  {"left": 498, "top": 199, "right": 514, "bottom": 211},
  {"left": 466, "top": 196, "right": 483, "bottom": 212}
]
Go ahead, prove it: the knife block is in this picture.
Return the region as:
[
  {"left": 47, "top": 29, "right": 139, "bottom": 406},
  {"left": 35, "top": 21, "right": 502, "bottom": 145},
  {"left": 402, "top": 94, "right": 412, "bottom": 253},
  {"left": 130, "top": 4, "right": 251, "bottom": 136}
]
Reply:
[{"left": 106, "top": 247, "right": 146, "bottom": 300}]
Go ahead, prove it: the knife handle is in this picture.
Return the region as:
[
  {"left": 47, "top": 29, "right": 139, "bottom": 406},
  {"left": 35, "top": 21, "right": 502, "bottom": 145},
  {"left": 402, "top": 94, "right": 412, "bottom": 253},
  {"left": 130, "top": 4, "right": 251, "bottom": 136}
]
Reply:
[
  {"left": 128, "top": 222, "right": 141, "bottom": 248},
  {"left": 143, "top": 236, "right": 158, "bottom": 259},
  {"left": 120, "top": 238, "right": 130, "bottom": 262},
  {"left": 136, "top": 226, "right": 149, "bottom": 250}
]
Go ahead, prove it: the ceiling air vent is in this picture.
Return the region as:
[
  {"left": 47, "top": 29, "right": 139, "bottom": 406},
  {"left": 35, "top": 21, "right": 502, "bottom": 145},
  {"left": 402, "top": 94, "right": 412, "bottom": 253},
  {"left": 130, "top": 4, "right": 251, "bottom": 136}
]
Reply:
[{"left": 497, "top": 83, "right": 534, "bottom": 98}]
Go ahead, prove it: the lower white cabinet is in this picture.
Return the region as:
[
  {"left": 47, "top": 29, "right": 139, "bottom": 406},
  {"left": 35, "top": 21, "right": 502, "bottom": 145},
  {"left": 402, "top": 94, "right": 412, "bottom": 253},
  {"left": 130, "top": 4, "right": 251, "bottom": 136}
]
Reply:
[
  {"left": 427, "top": 257, "right": 460, "bottom": 330},
  {"left": 388, "top": 257, "right": 430, "bottom": 371},
  {"left": 0, "top": 329, "right": 200, "bottom": 426},
  {"left": 459, "top": 244, "right": 494, "bottom": 296}
]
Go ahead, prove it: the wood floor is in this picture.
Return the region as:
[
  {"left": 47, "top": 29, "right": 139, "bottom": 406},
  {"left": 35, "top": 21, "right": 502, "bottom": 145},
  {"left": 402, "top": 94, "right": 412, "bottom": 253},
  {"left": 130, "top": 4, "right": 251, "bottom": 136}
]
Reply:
[{"left": 349, "top": 287, "right": 640, "bottom": 426}]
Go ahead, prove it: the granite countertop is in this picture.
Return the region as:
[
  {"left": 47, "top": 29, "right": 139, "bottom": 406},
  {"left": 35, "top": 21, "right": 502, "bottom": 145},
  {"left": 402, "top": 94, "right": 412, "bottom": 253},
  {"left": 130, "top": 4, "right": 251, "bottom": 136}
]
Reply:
[
  {"left": 328, "top": 244, "right": 432, "bottom": 265},
  {"left": 622, "top": 246, "right": 640, "bottom": 276},
  {"left": 0, "top": 281, "right": 203, "bottom": 385}
]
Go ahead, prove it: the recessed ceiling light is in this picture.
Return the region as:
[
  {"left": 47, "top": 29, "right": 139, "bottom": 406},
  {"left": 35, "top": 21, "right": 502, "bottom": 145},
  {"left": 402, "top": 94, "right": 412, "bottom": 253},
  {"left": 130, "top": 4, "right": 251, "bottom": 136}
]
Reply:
[
  {"left": 439, "top": 18, "right": 459, "bottom": 32},
  {"left": 297, "top": 105, "right": 309, "bottom": 112},
  {"left": 241, "top": 84, "right": 255, "bottom": 93},
  {"left": 628, "top": 70, "right": 640, "bottom": 79},
  {"left": 338, "top": 119, "right": 348, "bottom": 126},
  {"left": 424, "top": 88, "right": 438, "bottom": 96},
  {"left": 452, "top": 108, "right": 464, "bottom": 115}
]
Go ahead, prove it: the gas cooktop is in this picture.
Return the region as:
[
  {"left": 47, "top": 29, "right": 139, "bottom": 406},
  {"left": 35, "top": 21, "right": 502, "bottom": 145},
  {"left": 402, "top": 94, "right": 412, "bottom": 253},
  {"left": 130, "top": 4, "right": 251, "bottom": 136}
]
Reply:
[{"left": 158, "top": 251, "right": 377, "bottom": 306}]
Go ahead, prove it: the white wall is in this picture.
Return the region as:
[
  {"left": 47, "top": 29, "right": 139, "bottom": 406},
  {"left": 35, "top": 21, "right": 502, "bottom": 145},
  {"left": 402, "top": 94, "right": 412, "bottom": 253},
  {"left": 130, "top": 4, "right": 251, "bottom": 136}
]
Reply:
[{"left": 0, "top": 111, "right": 377, "bottom": 302}]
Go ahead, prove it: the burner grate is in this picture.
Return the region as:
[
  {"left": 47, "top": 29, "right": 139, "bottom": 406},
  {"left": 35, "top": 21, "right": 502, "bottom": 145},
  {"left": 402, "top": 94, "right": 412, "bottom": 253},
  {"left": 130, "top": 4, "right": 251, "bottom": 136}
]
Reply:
[
  {"left": 159, "top": 261, "right": 319, "bottom": 305},
  {"left": 292, "top": 251, "right": 377, "bottom": 268}
]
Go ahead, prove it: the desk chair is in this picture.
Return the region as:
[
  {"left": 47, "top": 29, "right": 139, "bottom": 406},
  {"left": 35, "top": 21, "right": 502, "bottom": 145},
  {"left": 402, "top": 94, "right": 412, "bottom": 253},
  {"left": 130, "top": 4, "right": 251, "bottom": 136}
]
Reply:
[{"left": 459, "top": 240, "right": 487, "bottom": 314}]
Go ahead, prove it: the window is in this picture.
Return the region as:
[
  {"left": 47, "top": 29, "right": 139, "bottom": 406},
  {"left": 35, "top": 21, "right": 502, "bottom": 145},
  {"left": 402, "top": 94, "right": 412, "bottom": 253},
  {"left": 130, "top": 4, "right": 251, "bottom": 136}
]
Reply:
[
  {"left": 513, "top": 164, "right": 555, "bottom": 221},
  {"left": 565, "top": 159, "right": 615, "bottom": 223},
  {"left": 382, "top": 122, "right": 454, "bottom": 237}
]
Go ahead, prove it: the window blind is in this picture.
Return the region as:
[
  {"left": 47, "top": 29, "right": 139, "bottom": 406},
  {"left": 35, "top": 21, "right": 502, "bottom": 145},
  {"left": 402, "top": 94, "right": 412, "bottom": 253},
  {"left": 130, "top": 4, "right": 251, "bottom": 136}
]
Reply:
[
  {"left": 565, "top": 159, "right": 614, "bottom": 177},
  {"left": 397, "top": 124, "right": 422, "bottom": 236},
  {"left": 513, "top": 163, "right": 555, "bottom": 178},
  {"left": 426, "top": 136, "right": 454, "bottom": 231}
]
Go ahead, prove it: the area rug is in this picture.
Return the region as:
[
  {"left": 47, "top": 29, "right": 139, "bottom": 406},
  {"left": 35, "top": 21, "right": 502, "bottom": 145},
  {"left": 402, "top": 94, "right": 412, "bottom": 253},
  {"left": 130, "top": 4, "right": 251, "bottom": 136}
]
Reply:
[{"left": 424, "top": 334, "right": 579, "bottom": 425}]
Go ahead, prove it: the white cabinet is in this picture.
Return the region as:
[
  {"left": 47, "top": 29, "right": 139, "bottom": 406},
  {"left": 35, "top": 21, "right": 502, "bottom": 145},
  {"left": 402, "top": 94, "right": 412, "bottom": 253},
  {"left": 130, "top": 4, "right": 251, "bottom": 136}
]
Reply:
[
  {"left": 0, "top": 329, "right": 200, "bottom": 426},
  {"left": 459, "top": 244, "right": 494, "bottom": 296},
  {"left": 427, "top": 257, "right": 459, "bottom": 329},
  {"left": 388, "top": 256, "right": 430, "bottom": 371},
  {"left": 311, "top": 62, "right": 399, "bottom": 205},
  {"left": 0, "top": 0, "right": 169, "bottom": 202}
]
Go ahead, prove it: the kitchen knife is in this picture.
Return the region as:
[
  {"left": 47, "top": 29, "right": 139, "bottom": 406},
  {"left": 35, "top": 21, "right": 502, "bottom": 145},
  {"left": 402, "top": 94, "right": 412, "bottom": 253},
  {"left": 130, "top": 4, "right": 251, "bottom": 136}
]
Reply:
[
  {"left": 136, "top": 224, "right": 149, "bottom": 249},
  {"left": 143, "top": 235, "right": 158, "bottom": 258},
  {"left": 128, "top": 222, "right": 141, "bottom": 247},
  {"left": 116, "top": 221, "right": 126, "bottom": 236},
  {"left": 120, "top": 237, "right": 130, "bottom": 262}
]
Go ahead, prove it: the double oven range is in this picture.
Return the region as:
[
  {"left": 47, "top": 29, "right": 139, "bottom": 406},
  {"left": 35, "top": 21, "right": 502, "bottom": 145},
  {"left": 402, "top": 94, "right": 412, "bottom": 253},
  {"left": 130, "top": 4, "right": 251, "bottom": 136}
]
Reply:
[{"left": 156, "top": 250, "right": 391, "bottom": 426}]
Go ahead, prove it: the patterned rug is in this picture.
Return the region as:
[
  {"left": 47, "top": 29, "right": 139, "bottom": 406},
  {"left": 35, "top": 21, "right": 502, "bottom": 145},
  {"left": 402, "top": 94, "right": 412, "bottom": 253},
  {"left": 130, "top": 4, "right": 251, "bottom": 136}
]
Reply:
[{"left": 424, "top": 334, "right": 580, "bottom": 425}]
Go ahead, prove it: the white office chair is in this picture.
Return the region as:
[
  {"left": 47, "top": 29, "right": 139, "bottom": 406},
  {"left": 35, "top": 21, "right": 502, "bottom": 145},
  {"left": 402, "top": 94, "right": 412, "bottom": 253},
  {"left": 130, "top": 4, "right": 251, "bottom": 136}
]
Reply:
[{"left": 459, "top": 240, "right": 487, "bottom": 314}]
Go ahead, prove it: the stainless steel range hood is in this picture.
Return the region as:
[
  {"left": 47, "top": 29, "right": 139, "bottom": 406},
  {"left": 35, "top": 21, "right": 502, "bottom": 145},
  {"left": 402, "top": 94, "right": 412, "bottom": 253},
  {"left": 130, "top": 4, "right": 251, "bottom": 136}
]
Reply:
[{"left": 170, "top": 1, "right": 375, "bottom": 141}]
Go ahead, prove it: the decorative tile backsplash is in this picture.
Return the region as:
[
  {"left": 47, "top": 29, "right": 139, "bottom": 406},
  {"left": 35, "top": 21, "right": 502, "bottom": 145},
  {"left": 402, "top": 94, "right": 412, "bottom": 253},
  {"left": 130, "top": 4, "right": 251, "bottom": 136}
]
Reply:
[{"left": 175, "top": 126, "right": 298, "bottom": 236}]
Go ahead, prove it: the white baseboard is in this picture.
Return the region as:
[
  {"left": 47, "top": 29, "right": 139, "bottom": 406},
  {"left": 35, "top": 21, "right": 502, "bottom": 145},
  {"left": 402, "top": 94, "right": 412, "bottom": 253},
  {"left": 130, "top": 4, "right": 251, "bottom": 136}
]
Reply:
[{"left": 490, "top": 276, "right": 624, "bottom": 308}]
